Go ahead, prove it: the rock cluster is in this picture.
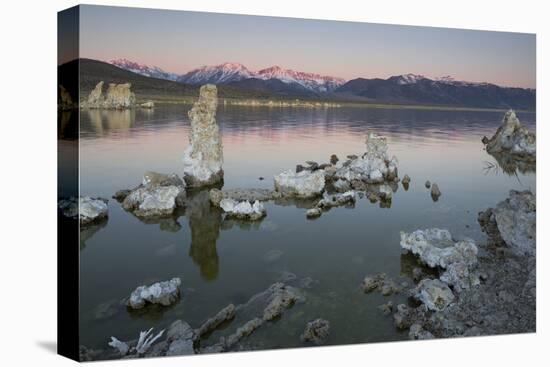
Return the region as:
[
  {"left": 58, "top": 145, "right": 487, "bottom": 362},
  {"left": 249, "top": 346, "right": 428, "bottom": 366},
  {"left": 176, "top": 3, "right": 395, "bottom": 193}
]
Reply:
[
  {"left": 182, "top": 84, "right": 224, "bottom": 187},
  {"left": 58, "top": 196, "right": 109, "bottom": 227},
  {"left": 219, "top": 199, "right": 266, "bottom": 221},
  {"left": 86, "top": 81, "right": 136, "bottom": 109},
  {"left": 115, "top": 172, "right": 186, "bottom": 217},
  {"left": 332, "top": 132, "right": 399, "bottom": 184},
  {"left": 394, "top": 190, "right": 536, "bottom": 340},
  {"left": 484, "top": 110, "right": 535, "bottom": 160},
  {"left": 127, "top": 277, "right": 182, "bottom": 309}
]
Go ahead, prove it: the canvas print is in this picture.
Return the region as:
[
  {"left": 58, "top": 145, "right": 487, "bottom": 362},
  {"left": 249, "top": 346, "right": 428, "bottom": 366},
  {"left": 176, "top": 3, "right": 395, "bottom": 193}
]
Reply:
[{"left": 57, "top": 5, "right": 536, "bottom": 362}]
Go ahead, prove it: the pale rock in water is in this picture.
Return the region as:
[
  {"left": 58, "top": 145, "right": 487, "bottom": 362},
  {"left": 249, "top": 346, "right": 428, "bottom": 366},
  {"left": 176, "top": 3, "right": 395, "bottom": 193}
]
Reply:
[
  {"left": 87, "top": 81, "right": 104, "bottom": 107},
  {"left": 120, "top": 172, "right": 186, "bottom": 217},
  {"left": 484, "top": 110, "right": 535, "bottom": 160},
  {"left": 478, "top": 190, "right": 536, "bottom": 256},
  {"left": 400, "top": 228, "right": 478, "bottom": 270},
  {"left": 334, "top": 132, "right": 399, "bottom": 183},
  {"left": 58, "top": 196, "right": 108, "bottom": 226},
  {"left": 140, "top": 100, "right": 155, "bottom": 109},
  {"left": 104, "top": 83, "right": 136, "bottom": 109},
  {"left": 219, "top": 198, "right": 266, "bottom": 220},
  {"left": 127, "top": 277, "right": 182, "bottom": 309},
  {"left": 86, "top": 81, "right": 136, "bottom": 109},
  {"left": 182, "top": 84, "right": 224, "bottom": 187},
  {"left": 274, "top": 169, "right": 326, "bottom": 198}
]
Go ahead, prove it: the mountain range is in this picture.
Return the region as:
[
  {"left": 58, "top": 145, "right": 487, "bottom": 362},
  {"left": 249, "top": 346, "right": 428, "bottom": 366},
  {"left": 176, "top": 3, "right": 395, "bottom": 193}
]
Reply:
[{"left": 103, "top": 58, "right": 535, "bottom": 109}]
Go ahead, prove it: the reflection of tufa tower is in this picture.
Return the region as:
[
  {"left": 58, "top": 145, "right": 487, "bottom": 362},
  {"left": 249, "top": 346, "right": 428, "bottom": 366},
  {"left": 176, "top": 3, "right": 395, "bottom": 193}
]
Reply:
[
  {"left": 182, "top": 84, "right": 224, "bottom": 187},
  {"left": 186, "top": 190, "right": 222, "bottom": 281}
]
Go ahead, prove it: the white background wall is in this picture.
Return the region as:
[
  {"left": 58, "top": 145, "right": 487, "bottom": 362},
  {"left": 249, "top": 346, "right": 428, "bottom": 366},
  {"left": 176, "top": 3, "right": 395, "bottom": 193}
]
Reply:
[{"left": 0, "top": 0, "right": 547, "bottom": 365}]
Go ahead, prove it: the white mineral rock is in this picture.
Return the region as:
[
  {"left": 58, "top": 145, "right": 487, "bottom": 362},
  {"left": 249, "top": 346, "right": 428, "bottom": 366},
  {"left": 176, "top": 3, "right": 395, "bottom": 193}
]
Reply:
[
  {"left": 127, "top": 278, "right": 181, "bottom": 309},
  {"left": 415, "top": 279, "right": 455, "bottom": 311},
  {"left": 182, "top": 84, "right": 223, "bottom": 187},
  {"left": 334, "top": 132, "right": 398, "bottom": 183},
  {"left": 219, "top": 198, "right": 266, "bottom": 220},
  {"left": 58, "top": 196, "right": 109, "bottom": 226},
  {"left": 480, "top": 190, "right": 536, "bottom": 256},
  {"left": 86, "top": 81, "right": 136, "bottom": 109},
  {"left": 485, "top": 110, "right": 535, "bottom": 159},
  {"left": 121, "top": 172, "right": 186, "bottom": 217},
  {"left": 274, "top": 169, "right": 325, "bottom": 198},
  {"left": 399, "top": 228, "right": 478, "bottom": 269}
]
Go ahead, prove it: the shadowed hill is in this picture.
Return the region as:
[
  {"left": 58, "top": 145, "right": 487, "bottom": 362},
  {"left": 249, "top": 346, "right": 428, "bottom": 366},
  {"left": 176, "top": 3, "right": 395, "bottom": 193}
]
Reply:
[{"left": 58, "top": 58, "right": 274, "bottom": 103}]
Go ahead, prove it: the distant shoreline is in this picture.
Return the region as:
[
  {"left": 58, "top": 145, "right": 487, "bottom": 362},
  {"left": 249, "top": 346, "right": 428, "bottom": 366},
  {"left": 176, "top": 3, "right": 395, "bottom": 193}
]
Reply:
[{"left": 140, "top": 95, "right": 536, "bottom": 113}]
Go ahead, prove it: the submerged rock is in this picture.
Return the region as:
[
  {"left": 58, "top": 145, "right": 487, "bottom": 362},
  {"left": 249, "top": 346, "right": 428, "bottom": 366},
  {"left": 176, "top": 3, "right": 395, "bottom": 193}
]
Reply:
[
  {"left": 301, "top": 318, "right": 330, "bottom": 345},
  {"left": 274, "top": 169, "right": 326, "bottom": 198},
  {"left": 182, "top": 84, "right": 224, "bottom": 187},
  {"left": 306, "top": 207, "right": 322, "bottom": 219},
  {"left": 316, "top": 191, "right": 356, "bottom": 210},
  {"left": 400, "top": 228, "right": 478, "bottom": 270},
  {"left": 262, "top": 283, "right": 303, "bottom": 321},
  {"left": 209, "top": 188, "right": 281, "bottom": 206},
  {"left": 361, "top": 273, "right": 402, "bottom": 295},
  {"left": 119, "top": 172, "right": 186, "bottom": 217},
  {"left": 484, "top": 110, "right": 535, "bottom": 160},
  {"left": 402, "top": 174, "right": 411, "bottom": 185},
  {"left": 431, "top": 183, "right": 441, "bottom": 201},
  {"left": 58, "top": 196, "right": 109, "bottom": 227},
  {"left": 127, "top": 278, "right": 181, "bottom": 309},
  {"left": 478, "top": 190, "right": 536, "bottom": 256},
  {"left": 195, "top": 304, "right": 236, "bottom": 338},
  {"left": 221, "top": 318, "right": 264, "bottom": 349},
  {"left": 219, "top": 199, "right": 266, "bottom": 220},
  {"left": 140, "top": 101, "right": 155, "bottom": 109},
  {"left": 425, "top": 180, "right": 431, "bottom": 189},
  {"left": 415, "top": 279, "right": 455, "bottom": 311}
]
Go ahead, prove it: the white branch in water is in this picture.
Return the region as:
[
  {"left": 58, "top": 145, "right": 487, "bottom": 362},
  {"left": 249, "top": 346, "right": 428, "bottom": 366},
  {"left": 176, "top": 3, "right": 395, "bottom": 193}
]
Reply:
[
  {"left": 108, "top": 337, "right": 129, "bottom": 356},
  {"left": 136, "top": 328, "right": 165, "bottom": 355}
]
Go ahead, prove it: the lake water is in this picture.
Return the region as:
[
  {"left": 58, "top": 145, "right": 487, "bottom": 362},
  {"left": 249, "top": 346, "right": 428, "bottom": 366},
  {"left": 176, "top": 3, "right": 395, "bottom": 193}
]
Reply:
[{"left": 70, "top": 105, "right": 536, "bottom": 353}]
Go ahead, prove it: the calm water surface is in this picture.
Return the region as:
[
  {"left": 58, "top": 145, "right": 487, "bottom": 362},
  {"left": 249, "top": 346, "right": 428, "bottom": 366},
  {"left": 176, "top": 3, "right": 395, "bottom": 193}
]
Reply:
[{"left": 74, "top": 105, "right": 536, "bottom": 351}]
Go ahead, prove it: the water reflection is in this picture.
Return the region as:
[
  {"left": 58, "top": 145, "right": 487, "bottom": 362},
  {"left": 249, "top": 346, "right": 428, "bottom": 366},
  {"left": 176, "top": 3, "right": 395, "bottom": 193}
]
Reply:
[
  {"left": 58, "top": 110, "right": 78, "bottom": 140},
  {"left": 485, "top": 152, "right": 536, "bottom": 176},
  {"left": 86, "top": 109, "right": 134, "bottom": 135},
  {"left": 186, "top": 190, "right": 222, "bottom": 281},
  {"left": 80, "top": 220, "right": 108, "bottom": 250}
]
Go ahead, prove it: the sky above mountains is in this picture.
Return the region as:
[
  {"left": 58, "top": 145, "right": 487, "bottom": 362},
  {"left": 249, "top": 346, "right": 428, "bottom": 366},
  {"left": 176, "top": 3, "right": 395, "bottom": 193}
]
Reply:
[{"left": 79, "top": 5, "right": 536, "bottom": 88}]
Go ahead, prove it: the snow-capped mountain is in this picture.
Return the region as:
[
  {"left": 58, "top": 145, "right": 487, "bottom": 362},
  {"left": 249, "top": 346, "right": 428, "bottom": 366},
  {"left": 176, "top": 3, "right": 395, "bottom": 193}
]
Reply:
[
  {"left": 256, "top": 66, "right": 346, "bottom": 92},
  {"left": 179, "top": 63, "right": 346, "bottom": 92},
  {"left": 390, "top": 73, "right": 429, "bottom": 85},
  {"left": 178, "top": 62, "right": 255, "bottom": 85},
  {"left": 108, "top": 58, "right": 180, "bottom": 81}
]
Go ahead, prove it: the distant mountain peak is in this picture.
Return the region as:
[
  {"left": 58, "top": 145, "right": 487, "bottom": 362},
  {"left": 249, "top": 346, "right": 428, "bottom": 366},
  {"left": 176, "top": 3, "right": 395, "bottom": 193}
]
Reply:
[
  {"left": 108, "top": 58, "right": 179, "bottom": 81},
  {"left": 390, "top": 73, "right": 429, "bottom": 85},
  {"left": 179, "top": 62, "right": 346, "bottom": 92}
]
